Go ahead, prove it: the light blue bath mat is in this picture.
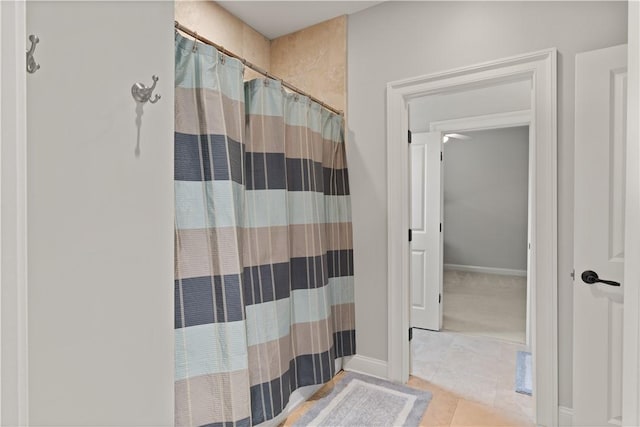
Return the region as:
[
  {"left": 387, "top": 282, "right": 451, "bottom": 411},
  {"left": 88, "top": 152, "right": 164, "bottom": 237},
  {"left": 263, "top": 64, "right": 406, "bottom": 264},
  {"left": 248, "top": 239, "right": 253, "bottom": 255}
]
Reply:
[
  {"left": 293, "top": 372, "right": 432, "bottom": 427},
  {"left": 515, "top": 350, "right": 532, "bottom": 395}
]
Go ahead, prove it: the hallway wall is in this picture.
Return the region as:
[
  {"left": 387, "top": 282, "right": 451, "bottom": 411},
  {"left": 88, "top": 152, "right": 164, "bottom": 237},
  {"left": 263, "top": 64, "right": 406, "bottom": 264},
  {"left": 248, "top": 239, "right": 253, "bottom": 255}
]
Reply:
[{"left": 442, "top": 127, "right": 529, "bottom": 273}]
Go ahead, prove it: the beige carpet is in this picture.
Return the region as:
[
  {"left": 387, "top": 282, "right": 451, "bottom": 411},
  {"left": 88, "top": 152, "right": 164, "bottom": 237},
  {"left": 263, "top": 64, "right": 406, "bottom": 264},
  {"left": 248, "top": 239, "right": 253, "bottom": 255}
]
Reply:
[{"left": 443, "top": 270, "right": 527, "bottom": 343}]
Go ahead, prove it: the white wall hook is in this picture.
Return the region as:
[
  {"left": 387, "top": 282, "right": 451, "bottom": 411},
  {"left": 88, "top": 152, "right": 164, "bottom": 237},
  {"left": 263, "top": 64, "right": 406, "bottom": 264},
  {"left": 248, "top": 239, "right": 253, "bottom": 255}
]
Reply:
[{"left": 131, "top": 75, "right": 161, "bottom": 104}]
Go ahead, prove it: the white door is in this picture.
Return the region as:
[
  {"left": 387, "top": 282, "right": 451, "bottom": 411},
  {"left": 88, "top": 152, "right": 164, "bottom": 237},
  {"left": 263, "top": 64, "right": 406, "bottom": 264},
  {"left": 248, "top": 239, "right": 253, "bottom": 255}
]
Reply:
[
  {"left": 410, "top": 131, "right": 443, "bottom": 331},
  {"left": 573, "top": 44, "right": 627, "bottom": 426}
]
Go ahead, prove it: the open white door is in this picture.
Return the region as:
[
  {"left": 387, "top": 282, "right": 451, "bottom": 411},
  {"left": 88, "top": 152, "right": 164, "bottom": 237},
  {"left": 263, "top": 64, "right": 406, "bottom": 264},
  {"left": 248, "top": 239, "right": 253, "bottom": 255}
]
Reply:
[
  {"left": 573, "top": 44, "right": 627, "bottom": 426},
  {"left": 410, "top": 131, "right": 443, "bottom": 331}
]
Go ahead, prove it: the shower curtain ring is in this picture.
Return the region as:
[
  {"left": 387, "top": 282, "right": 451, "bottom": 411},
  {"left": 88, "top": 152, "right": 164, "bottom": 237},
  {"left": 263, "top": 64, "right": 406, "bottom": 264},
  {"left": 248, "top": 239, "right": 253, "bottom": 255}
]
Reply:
[{"left": 192, "top": 33, "right": 198, "bottom": 52}]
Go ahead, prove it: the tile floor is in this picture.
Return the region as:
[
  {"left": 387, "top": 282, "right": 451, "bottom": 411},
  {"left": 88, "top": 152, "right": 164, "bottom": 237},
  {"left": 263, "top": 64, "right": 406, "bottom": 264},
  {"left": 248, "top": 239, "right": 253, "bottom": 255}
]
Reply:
[
  {"left": 278, "top": 271, "right": 533, "bottom": 426},
  {"left": 278, "top": 373, "right": 345, "bottom": 427},
  {"left": 411, "top": 328, "right": 533, "bottom": 426},
  {"left": 278, "top": 330, "right": 533, "bottom": 426},
  {"left": 443, "top": 270, "right": 527, "bottom": 344},
  {"left": 279, "top": 363, "right": 533, "bottom": 426}
]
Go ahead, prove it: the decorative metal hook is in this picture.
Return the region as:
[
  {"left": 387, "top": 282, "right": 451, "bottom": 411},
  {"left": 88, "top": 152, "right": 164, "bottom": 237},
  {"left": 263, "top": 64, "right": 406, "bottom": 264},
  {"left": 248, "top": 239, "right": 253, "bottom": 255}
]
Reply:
[
  {"left": 26, "top": 35, "right": 40, "bottom": 74},
  {"left": 131, "top": 75, "right": 161, "bottom": 104}
]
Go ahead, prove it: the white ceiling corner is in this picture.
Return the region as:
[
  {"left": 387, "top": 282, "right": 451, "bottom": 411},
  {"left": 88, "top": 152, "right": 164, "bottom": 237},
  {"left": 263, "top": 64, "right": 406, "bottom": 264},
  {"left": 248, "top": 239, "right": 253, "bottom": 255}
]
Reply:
[{"left": 215, "top": 1, "right": 383, "bottom": 39}]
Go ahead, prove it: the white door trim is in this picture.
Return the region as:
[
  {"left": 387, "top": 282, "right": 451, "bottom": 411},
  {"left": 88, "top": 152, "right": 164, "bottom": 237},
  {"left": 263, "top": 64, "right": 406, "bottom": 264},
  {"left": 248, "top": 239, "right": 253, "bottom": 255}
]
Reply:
[
  {"left": 623, "top": 2, "right": 640, "bottom": 425},
  {"left": 386, "top": 49, "right": 557, "bottom": 426},
  {"left": 1, "top": 0, "right": 29, "bottom": 425},
  {"left": 429, "top": 109, "right": 531, "bottom": 133}
]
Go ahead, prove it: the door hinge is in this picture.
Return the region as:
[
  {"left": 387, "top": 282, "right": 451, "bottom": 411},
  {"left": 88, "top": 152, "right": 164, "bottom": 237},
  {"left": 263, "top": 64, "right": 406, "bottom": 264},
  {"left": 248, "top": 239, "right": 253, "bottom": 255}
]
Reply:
[
  {"left": 439, "top": 293, "right": 442, "bottom": 304},
  {"left": 571, "top": 269, "right": 575, "bottom": 280},
  {"left": 440, "top": 151, "right": 443, "bottom": 161},
  {"left": 409, "top": 327, "right": 413, "bottom": 341},
  {"left": 440, "top": 223, "right": 442, "bottom": 232},
  {"left": 408, "top": 229, "right": 413, "bottom": 242},
  {"left": 408, "top": 130, "right": 412, "bottom": 144}
]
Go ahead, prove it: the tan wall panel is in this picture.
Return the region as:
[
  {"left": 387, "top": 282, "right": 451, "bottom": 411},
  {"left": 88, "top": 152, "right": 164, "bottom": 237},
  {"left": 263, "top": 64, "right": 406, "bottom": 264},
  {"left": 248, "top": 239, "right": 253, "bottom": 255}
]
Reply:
[
  {"left": 175, "top": 0, "right": 271, "bottom": 80},
  {"left": 270, "top": 16, "right": 347, "bottom": 113},
  {"left": 175, "top": 4, "right": 347, "bottom": 114}
]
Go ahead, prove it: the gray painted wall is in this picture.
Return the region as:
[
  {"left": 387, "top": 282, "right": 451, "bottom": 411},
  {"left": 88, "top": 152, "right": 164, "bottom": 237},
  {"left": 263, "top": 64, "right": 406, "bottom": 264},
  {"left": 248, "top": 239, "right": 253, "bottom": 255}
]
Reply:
[
  {"left": 26, "top": 1, "right": 174, "bottom": 424},
  {"left": 347, "top": 1, "right": 627, "bottom": 407},
  {"left": 442, "top": 127, "right": 529, "bottom": 271}
]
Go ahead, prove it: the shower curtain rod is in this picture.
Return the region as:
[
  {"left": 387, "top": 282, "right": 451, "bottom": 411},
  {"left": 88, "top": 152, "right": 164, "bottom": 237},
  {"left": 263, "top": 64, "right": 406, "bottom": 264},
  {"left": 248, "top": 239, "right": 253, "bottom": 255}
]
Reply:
[{"left": 174, "top": 21, "right": 344, "bottom": 116}]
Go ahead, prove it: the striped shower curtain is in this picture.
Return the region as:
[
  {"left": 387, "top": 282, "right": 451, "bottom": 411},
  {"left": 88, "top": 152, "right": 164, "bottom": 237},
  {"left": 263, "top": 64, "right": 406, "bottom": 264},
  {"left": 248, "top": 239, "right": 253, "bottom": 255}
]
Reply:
[{"left": 174, "top": 34, "right": 355, "bottom": 426}]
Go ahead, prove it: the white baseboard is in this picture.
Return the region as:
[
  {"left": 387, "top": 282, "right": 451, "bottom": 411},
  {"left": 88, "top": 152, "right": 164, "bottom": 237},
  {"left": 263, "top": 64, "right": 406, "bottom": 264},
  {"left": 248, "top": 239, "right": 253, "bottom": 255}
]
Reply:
[
  {"left": 444, "top": 263, "right": 527, "bottom": 277},
  {"left": 343, "top": 354, "right": 388, "bottom": 380},
  {"left": 559, "top": 406, "right": 574, "bottom": 426}
]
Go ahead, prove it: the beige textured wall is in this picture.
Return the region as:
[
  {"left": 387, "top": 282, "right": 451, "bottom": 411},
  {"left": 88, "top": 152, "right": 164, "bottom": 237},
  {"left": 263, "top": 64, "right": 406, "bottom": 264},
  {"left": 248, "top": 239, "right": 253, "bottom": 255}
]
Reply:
[
  {"left": 175, "top": 2, "right": 347, "bottom": 114},
  {"left": 270, "top": 16, "right": 347, "bottom": 113},
  {"left": 174, "top": 0, "right": 270, "bottom": 80}
]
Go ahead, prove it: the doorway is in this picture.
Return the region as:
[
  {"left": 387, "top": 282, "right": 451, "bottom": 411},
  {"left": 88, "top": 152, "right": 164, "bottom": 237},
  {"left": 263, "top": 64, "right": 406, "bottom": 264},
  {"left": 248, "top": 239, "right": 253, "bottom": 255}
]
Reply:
[
  {"left": 385, "top": 49, "right": 557, "bottom": 426},
  {"left": 408, "top": 122, "right": 533, "bottom": 424},
  {"left": 437, "top": 126, "right": 529, "bottom": 343}
]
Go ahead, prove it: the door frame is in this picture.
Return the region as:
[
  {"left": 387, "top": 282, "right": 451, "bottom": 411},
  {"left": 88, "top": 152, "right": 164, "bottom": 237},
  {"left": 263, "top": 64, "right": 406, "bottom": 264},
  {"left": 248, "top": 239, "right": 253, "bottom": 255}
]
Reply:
[
  {"left": 386, "top": 49, "right": 557, "bottom": 426},
  {"left": 428, "top": 109, "right": 533, "bottom": 346},
  {"left": 0, "top": 0, "right": 30, "bottom": 425},
  {"left": 623, "top": 2, "right": 640, "bottom": 425}
]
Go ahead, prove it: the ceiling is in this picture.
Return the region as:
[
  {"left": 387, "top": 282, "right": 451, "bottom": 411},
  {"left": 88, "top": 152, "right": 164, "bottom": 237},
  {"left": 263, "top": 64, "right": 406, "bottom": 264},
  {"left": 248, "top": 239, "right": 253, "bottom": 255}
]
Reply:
[{"left": 216, "top": 1, "right": 383, "bottom": 39}]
